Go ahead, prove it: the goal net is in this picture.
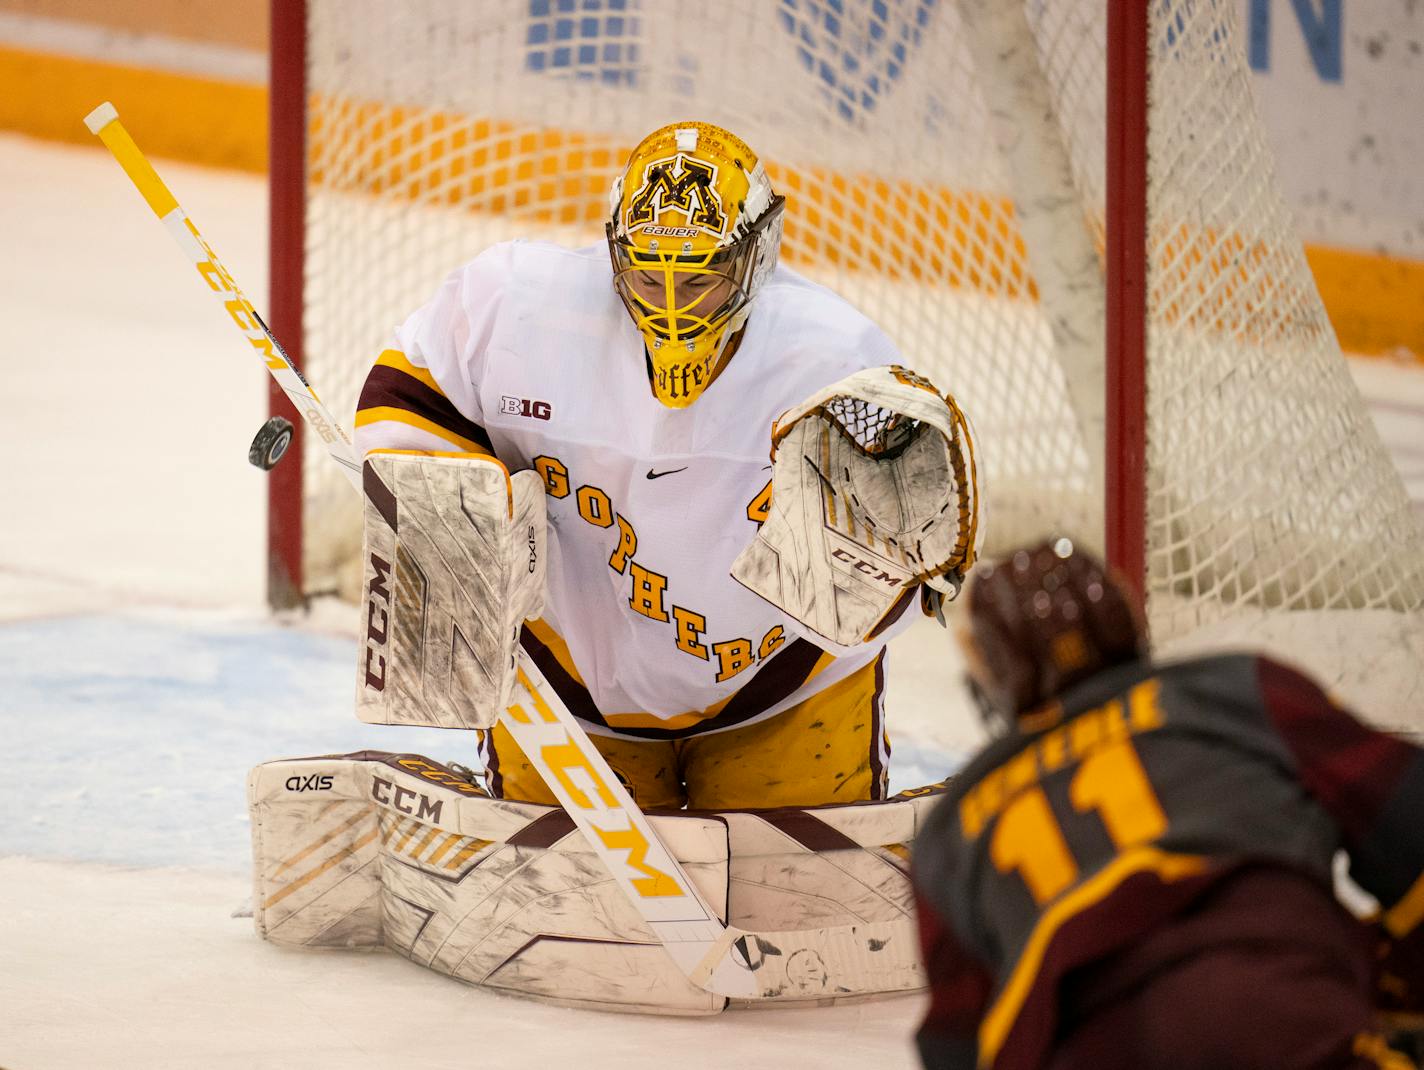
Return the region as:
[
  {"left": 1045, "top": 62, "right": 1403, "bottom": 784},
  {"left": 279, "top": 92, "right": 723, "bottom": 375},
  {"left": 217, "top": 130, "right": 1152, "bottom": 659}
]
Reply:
[{"left": 269, "top": 0, "right": 1424, "bottom": 730}]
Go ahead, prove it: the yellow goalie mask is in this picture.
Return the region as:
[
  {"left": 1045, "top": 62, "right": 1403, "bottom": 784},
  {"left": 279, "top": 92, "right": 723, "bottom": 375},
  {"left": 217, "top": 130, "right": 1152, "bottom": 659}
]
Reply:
[{"left": 607, "top": 121, "right": 785, "bottom": 408}]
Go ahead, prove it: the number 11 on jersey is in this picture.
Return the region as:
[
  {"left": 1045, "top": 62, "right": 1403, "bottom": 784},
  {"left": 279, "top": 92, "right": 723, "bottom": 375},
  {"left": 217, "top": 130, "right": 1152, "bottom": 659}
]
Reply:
[{"left": 989, "top": 737, "right": 1169, "bottom": 907}]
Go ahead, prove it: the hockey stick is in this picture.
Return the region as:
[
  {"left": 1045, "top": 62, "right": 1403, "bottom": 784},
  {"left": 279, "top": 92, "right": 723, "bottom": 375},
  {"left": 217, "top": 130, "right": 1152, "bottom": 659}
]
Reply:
[
  {"left": 85, "top": 102, "right": 922, "bottom": 1001},
  {"left": 81, "top": 104, "right": 360, "bottom": 488}
]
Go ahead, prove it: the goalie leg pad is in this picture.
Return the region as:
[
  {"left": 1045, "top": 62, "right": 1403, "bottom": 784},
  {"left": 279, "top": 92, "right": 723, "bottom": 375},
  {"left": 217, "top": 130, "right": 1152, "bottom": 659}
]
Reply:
[
  {"left": 358, "top": 451, "right": 546, "bottom": 730},
  {"left": 721, "top": 787, "right": 944, "bottom": 1006},
  {"left": 249, "top": 752, "right": 729, "bottom": 1015},
  {"left": 249, "top": 753, "right": 948, "bottom": 1011}
]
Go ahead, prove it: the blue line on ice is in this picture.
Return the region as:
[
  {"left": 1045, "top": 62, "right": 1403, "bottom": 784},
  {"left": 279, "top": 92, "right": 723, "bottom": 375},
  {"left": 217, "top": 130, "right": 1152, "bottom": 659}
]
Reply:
[
  {"left": 0, "top": 610, "right": 465, "bottom": 870},
  {"left": 0, "top": 609, "right": 966, "bottom": 870}
]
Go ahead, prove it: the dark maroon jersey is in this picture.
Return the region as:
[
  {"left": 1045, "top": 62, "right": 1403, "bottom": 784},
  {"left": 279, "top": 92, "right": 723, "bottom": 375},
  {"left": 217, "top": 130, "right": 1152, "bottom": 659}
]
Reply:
[{"left": 912, "top": 653, "right": 1424, "bottom": 1070}]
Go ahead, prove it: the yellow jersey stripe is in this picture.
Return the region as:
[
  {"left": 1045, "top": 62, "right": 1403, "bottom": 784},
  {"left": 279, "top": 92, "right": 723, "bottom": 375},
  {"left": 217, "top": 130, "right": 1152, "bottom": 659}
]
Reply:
[
  {"left": 373, "top": 348, "right": 443, "bottom": 394},
  {"left": 524, "top": 618, "right": 840, "bottom": 732},
  {"left": 1384, "top": 868, "right": 1424, "bottom": 938},
  {"left": 978, "top": 847, "right": 1209, "bottom": 1065}
]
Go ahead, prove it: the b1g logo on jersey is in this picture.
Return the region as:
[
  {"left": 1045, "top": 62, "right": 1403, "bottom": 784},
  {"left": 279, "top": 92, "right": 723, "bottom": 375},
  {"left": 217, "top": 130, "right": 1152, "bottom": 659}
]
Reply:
[{"left": 500, "top": 395, "right": 552, "bottom": 421}]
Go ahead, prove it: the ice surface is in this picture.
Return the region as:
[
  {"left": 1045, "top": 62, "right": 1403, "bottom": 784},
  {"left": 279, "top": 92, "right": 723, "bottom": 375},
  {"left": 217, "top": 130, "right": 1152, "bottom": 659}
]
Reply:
[
  {"left": 1, "top": 131, "right": 1419, "bottom": 1068},
  {"left": 0, "top": 856, "right": 924, "bottom": 1069}
]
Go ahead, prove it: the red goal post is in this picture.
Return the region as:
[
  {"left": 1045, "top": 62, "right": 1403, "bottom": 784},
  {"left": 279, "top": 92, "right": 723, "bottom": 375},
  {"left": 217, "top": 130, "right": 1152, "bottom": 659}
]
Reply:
[
  {"left": 268, "top": 0, "right": 308, "bottom": 611},
  {"left": 1104, "top": 0, "right": 1147, "bottom": 610},
  {"left": 268, "top": 0, "right": 1424, "bottom": 730}
]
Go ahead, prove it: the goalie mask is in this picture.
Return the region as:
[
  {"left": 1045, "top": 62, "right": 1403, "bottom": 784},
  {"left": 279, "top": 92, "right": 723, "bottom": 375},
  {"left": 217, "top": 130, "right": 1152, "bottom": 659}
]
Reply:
[{"left": 607, "top": 121, "right": 785, "bottom": 408}]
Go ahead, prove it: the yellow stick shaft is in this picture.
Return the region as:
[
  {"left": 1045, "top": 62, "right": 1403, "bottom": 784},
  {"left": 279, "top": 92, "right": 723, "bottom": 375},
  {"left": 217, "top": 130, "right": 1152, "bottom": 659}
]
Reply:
[{"left": 84, "top": 100, "right": 362, "bottom": 485}]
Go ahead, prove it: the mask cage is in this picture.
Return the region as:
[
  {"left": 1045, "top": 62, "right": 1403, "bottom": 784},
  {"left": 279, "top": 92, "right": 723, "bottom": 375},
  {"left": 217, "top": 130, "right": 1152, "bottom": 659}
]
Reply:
[
  {"left": 611, "top": 250, "right": 749, "bottom": 343},
  {"left": 606, "top": 196, "right": 786, "bottom": 344}
]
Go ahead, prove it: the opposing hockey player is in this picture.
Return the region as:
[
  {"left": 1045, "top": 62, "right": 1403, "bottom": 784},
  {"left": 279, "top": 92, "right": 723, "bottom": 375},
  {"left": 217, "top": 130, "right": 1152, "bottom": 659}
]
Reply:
[
  {"left": 352, "top": 121, "right": 980, "bottom": 810},
  {"left": 912, "top": 539, "right": 1424, "bottom": 1070}
]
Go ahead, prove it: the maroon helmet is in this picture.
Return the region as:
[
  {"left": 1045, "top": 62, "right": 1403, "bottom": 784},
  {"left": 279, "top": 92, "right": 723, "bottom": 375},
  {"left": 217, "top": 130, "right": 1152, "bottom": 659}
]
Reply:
[{"left": 958, "top": 538, "right": 1146, "bottom": 724}]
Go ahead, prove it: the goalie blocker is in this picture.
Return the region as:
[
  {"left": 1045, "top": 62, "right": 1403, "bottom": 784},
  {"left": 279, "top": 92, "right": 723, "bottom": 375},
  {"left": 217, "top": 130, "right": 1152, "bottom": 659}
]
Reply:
[
  {"left": 732, "top": 365, "right": 981, "bottom": 648},
  {"left": 249, "top": 751, "right": 944, "bottom": 1014},
  {"left": 358, "top": 450, "right": 546, "bottom": 730}
]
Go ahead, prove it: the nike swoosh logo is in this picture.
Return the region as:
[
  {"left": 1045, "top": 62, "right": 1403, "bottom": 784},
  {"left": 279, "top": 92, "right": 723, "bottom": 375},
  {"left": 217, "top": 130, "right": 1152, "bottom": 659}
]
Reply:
[{"left": 645, "top": 466, "right": 688, "bottom": 480}]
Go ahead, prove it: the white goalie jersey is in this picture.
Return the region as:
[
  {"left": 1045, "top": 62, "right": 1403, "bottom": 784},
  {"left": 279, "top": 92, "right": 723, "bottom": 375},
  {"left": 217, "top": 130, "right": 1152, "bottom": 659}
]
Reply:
[{"left": 354, "top": 239, "right": 907, "bottom": 739}]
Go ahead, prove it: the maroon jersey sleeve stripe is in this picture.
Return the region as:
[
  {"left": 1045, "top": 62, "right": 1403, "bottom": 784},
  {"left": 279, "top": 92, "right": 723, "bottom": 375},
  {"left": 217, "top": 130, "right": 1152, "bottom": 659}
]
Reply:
[
  {"left": 1255, "top": 657, "right": 1411, "bottom": 838},
  {"left": 358, "top": 361, "right": 494, "bottom": 454}
]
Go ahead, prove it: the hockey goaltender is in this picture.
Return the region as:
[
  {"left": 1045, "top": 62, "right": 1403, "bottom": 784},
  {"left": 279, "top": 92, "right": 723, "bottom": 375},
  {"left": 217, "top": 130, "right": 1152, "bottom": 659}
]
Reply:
[{"left": 244, "top": 121, "right": 982, "bottom": 1015}]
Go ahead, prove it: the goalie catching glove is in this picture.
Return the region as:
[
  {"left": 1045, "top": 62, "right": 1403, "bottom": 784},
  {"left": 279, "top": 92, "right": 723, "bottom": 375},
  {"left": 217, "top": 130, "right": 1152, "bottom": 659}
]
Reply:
[
  {"left": 731, "top": 365, "right": 981, "bottom": 647},
  {"left": 358, "top": 450, "right": 546, "bottom": 730}
]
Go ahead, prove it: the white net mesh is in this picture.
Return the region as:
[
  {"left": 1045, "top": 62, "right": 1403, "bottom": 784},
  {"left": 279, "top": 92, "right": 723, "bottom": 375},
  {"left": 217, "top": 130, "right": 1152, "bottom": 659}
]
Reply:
[
  {"left": 1142, "top": 4, "right": 1421, "bottom": 623},
  {"left": 291, "top": 0, "right": 1424, "bottom": 727}
]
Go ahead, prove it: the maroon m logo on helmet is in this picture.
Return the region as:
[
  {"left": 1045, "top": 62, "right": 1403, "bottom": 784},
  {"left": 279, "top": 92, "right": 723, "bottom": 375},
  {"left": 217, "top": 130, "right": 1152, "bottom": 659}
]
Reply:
[{"left": 625, "top": 155, "right": 726, "bottom": 235}]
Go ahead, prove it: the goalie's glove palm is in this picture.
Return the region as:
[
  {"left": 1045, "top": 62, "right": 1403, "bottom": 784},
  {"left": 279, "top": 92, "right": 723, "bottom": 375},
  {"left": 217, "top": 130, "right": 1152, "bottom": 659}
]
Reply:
[{"left": 825, "top": 411, "right": 965, "bottom": 593}]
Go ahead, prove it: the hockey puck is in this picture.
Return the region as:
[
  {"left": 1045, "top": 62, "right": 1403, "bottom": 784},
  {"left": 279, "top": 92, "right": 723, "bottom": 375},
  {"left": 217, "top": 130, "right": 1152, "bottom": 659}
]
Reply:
[{"left": 248, "top": 416, "right": 294, "bottom": 471}]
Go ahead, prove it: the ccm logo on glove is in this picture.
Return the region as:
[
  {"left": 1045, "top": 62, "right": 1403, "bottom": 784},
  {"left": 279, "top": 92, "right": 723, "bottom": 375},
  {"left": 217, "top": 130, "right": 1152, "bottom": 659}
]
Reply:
[{"left": 831, "top": 546, "right": 909, "bottom": 588}]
